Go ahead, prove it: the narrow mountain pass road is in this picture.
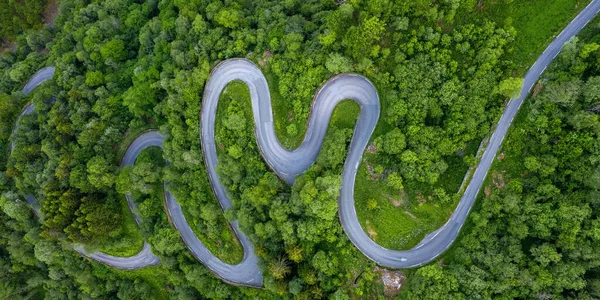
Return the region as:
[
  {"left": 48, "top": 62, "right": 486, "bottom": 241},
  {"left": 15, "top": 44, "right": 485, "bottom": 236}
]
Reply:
[
  {"left": 8, "top": 0, "right": 600, "bottom": 285},
  {"left": 13, "top": 67, "right": 261, "bottom": 284},
  {"left": 121, "top": 130, "right": 263, "bottom": 286},
  {"left": 338, "top": 0, "right": 600, "bottom": 267},
  {"left": 200, "top": 0, "right": 600, "bottom": 270},
  {"left": 200, "top": 60, "right": 380, "bottom": 285},
  {"left": 22, "top": 67, "right": 55, "bottom": 95},
  {"left": 11, "top": 67, "right": 160, "bottom": 270}
]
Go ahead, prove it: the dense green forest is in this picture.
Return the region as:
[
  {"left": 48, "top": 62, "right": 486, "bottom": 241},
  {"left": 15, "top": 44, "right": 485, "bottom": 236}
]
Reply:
[
  {"left": 0, "top": 0, "right": 49, "bottom": 42},
  {"left": 401, "top": 30, "right": 600, "bottom": 300},
  {"left": 0, "top": 0, "right": 598, "bottom": 298}
]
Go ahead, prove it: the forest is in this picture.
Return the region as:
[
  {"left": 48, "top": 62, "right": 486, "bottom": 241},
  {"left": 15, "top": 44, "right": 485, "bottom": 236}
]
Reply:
[
  {"left": 0, "top": 0, "right": 598, "bottom": 298},
  {"left": 401, "top": 30, "right": 600, "bottom": 300}
]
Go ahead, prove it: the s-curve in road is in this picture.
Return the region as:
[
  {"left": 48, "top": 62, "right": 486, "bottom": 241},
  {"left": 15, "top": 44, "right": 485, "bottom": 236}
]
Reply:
[
  {"left": 128, "top": 131, "right": 263, "bottom": 287},
  {"left": 338, "top": 0, "right": 600, "bottom": 268},
  {"left": 13, "top": 67, "right": 262, "bottom": 285},
  {"left": 8, "top": 0, "right": 599, "bottom": 283},
  {"left": 10, "top": 67, "right": 160, "bottom": 270},
  {"left": 201, "top": 59, "right": 379, "bottom": 285},
  {"left": 202, "top": 0, "right": 600, "bottom": 271}
]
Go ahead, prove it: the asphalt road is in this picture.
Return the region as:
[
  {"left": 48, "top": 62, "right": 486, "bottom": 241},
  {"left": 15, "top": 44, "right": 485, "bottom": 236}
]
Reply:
[
  {"left": 9, "top": 65, "right": 54, "bottom": 152},
  {"left": 122, "top": 131, "right": 263, "bottom": 286},
  {"left": 344, "top": 0, "right": 600, "bottom": 267},
  {"left": 11, "top": 67, "right": 55, "bottom": 208},
  {"left": 201, "top": 60, "right": 379, "bottom": 285},
  {"left": 13, "top": 69, "right": 260, "bottom": 283},
  {"left": 21, "top": 67, "right": 55, "bottom": 95},
  {"left": 77, "top": 131, "right": 162, "bottom": 269},
  {"left": 202, "top": 0, "right": 600, "bottom": 270},
  {"left": 11, "top": 67, "right": 160, "bottom": 270},
  {"left": 9, "top": 0, "right": 599, "bottom": 284}
]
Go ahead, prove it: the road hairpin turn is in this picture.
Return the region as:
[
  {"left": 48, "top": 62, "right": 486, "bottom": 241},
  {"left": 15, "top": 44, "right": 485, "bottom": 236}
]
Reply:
[{"left": 9, "top": 0, "right": 600, "bottom": 287}]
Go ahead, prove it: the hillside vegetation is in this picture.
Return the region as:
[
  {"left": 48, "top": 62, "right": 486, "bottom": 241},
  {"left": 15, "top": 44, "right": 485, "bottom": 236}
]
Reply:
[{"left": 0, "top": 0, "right": 597, "bottom": 298}]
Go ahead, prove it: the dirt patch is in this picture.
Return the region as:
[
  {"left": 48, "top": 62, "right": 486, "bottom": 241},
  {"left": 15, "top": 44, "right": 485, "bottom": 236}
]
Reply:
[
  {"left": 484, "top": 186, "right": 492, "bottom": 198},
  {"left": 43, "top": 0, "right": 60, "bottom": 26},
  {"left": 386, "top": 190, "right": 407, "bottom": 207},
  {"left": 497, "top": 152, "right": 505, "bottom": 161},
  {"left": 375, "top": 266, "right": 406, "bottom": 298},
  {"left": 398, "top": 190, "right": 408, "bottom": 205},
  {"left": 1, "top": 38, "right": 17, "bottom": 54},
  {"left": 416, "top": 192, "right": 426, "bottom": 205},
  {"left": 366, "top": 163, "right": 381, "bottom": 180},
  {"left": 532, "top": 81, "right": 544, "bottom": 98},
  {"left": 264, "top": 50, "right": 273, "bottom": 60},
  {"left": 365, "top": 220, "right": 378, "bottom": 239},
  {"left": 366, "top": 143, "right": 377, "bottom": 154},
  {"left": 386, "top": 195, "right": 404, "bottom": 207},
  {"left": 404, "top": 210, "right": 418, "bottom": 220},
  {"left": 492, "top": 172, "right": 505, "bottom": 188},
  {"left": 258, "top": 50, "right": 273, "bottom": 67}
]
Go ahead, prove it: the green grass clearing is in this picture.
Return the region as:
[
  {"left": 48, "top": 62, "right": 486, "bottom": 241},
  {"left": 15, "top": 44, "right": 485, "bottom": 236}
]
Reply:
[
  {"left": 262, "top": 66, "right": 306, "bottom": 149},
  {"left": 108, "top": 265, "right": 170, "bottom": 299},
  {"left": 95, "top": 129, "right": 159, "bottom": 257},
  {"left": 462, "top": 0, "right": 591, "bottom": 75},
  {"left": 261, "top": 66, "right": 481, "bottom": 250},
  {"left": 354, "top": 140, "right": 478, "bottom": 250},
  {"left": 320, "top": 94, "right": 480, "bottom": 250},
  {"left": 180, "top": 205, "right": 244, "bottom": 265},
  {"left": 97, "top": 194, "right": 145, "bottom": 257}
]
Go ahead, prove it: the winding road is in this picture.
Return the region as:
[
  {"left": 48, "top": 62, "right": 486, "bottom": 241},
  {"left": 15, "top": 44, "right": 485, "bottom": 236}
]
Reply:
[
  {"left": 12, "top": 71, "right": 261, "bottom": 285},
  {"left": 11, "top": 67, "right": 160, "bottom": 270},
  {"left": 336, "top": 0, "right": 600, "bottom": 267},
  {"left": 201, "top": 0, "right": 600, "bottom": 271},
  {"left": 8, "top": 0, "right": 600, "bottom": 287}
]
